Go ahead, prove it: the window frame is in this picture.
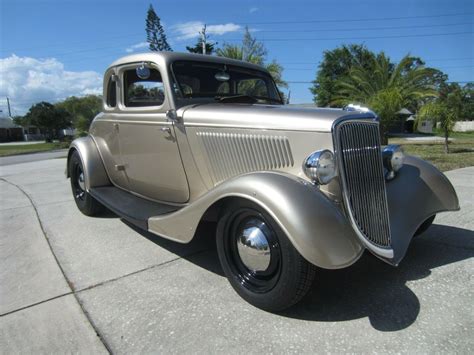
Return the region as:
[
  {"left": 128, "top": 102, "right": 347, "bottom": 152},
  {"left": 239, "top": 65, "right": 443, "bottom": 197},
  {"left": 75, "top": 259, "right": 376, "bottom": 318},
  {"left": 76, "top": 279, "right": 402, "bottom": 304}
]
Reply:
[
  {"left": 117, "top": 63, "right": 168, "bottom": 113},
  {"left": 106, "top": 74, "right": 117, "bottom": 108},
  {"left": 103, "top": 69, "right": 119, "bottom": 112},
  {"left": 170, "top": 60, "right": 282, "bottom": 102}
]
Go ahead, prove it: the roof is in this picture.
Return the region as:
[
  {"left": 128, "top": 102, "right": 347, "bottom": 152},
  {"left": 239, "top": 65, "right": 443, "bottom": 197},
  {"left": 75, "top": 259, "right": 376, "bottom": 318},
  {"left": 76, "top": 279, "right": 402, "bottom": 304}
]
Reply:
[
  {"left": 109, "top": 51, "right": 268, "bottom": 73},
  {"left": 397, "top": 108, "right": 413, "bottom": 115},
  {"left": 0, "top": 117, "right": 21, "bottom": 129}
]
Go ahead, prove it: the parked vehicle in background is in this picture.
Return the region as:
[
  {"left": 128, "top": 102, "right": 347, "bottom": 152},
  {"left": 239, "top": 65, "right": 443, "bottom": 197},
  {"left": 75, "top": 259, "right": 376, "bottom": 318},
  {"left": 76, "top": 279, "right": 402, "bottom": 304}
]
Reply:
[{"left": 67, "top": 52, "right": 459, "bottom": 311}]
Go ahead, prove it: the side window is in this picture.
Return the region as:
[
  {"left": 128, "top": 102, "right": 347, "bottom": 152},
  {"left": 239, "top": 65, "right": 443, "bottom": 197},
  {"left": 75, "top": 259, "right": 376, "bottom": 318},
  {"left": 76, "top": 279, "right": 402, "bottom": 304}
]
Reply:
[
  {"left": 237, "top": 79, "right": 268, "bottom": 97},
  {"left": 124, "top": 68, "right": 165, "bottom": 107},
  {"left": 106, "top": 76, "right": 117, "bottom": 107}
]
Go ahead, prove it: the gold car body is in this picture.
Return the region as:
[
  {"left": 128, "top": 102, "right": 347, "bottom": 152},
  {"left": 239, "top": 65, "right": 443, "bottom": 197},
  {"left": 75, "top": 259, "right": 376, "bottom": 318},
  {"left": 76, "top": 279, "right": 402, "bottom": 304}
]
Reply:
[{"left": 68, "top": 52, "right": 459, "bottom": 269}]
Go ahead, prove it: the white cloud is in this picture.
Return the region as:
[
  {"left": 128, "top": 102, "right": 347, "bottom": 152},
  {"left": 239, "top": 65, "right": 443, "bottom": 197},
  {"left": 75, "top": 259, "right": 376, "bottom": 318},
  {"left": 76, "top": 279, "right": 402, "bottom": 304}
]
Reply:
[
  {"left": 171, "top": 21, "right": 242, "bottom": 40},
  {"left": 125, "top": 42, "right": 149, "bottom": 53},
  {"left": 0, "top": 55, "right": 102, "bottom": 115},
  {"left": 249, "top": 7, "right": 259, "bottom": 13}
]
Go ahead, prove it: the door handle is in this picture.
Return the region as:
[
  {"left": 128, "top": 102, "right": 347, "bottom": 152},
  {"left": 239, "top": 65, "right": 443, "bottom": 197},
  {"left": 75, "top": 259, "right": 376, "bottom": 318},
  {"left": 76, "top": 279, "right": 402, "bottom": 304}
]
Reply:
[
  {"left": 113, "top": 123, "right": 119, "bottom": 131},
  {"left": 160, "top": 127, "right": 171, "bottom": 133}
]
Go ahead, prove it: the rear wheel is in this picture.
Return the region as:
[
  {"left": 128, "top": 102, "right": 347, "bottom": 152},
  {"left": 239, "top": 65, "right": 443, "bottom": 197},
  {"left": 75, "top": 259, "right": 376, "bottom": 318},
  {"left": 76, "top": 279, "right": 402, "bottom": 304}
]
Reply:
[
  {"left": 216, "top": 200, "right": 316, "bottom": 312},
  {"left": 69, "top": 151, "right": 104, "bottom": 216}
]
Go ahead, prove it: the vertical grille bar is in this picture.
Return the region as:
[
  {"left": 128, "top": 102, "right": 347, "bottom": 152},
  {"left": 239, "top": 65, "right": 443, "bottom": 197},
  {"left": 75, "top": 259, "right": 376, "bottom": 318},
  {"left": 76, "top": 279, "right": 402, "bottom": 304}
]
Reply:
[{"left": 336, "top": 121, "right": 391, "bottom": 248}]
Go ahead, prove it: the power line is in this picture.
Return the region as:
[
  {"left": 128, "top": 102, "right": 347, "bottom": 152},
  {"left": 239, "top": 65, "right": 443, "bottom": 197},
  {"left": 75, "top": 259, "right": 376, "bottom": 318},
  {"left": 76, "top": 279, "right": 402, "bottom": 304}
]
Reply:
[
  {"left": 280, "top": 57, "right": 474, "bottom": 64},
  {"left": 9, "top": 30, "right": 471, "bottom": 60},
  {"left": 284, "top": 65, "right": 474, "bottom": 71},
  {"left": 258, "top": 22, "right": 473, "bottom": 34},
  {"left": 286, "top": 80, "right": 474, "bottom": 84},
  {"left": 226, "top": 31, "right": 473, "bottom": 42},
  {"left": 225, "top": 12, "right": 473, "bottom": 26},
  {"left": 2, "top": 12, "right": 472, "bottom": 54},
  {"left": 3, "top": 20, "right": 471, "bottom": 54}
]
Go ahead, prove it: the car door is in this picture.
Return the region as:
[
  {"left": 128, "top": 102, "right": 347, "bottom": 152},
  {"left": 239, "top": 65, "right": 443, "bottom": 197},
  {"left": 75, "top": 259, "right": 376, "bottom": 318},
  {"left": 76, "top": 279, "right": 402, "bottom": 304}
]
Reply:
[
  {"left": 116, "top": 63, "right": 190, "bottom": 203},
  {"left": 90, "top": 69, "right": 130, "bottom": 190}
]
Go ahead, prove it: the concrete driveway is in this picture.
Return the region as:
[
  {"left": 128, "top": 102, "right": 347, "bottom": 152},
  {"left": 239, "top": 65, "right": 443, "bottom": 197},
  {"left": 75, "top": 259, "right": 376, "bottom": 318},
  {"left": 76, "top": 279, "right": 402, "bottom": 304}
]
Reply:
[{"left": 1, "top": 158, "right": 473, "bottom": 353}]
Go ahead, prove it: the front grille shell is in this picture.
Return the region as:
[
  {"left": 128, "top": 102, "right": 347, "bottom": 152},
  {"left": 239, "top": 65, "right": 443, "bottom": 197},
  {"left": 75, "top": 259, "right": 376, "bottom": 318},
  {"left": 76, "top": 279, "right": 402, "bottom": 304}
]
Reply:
[{"left": 333, "top": 119, "right": 393, "bottom": 257}]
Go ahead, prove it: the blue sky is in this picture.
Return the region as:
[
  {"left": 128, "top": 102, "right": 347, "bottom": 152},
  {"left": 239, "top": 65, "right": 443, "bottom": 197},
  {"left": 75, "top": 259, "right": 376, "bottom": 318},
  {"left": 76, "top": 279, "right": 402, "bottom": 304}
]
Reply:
[{"left": 1, "top": 0, "right": 473, "bottom": 115}]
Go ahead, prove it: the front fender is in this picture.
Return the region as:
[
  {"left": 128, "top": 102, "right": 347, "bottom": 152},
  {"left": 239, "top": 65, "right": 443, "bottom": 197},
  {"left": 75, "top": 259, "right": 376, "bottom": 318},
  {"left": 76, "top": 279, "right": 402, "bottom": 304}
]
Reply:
[
  {"left": 386, "top": 155, "right": 460, "bottom": 265},
  {"left": 148, "top": 172, "right": 363, "bottom": 269},
  {"left": 67, "top": 135, "right": 110, "bottom": 191}
]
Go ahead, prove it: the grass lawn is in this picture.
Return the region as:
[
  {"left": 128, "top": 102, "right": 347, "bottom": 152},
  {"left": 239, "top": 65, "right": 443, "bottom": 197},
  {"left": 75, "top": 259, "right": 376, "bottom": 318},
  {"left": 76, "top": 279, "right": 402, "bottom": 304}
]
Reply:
[
  {"left": 0, "top": 142, "right": 70, "bottom": 157},
  {"left": 389, "top": 131, "right": 474, "bottom": 172}
]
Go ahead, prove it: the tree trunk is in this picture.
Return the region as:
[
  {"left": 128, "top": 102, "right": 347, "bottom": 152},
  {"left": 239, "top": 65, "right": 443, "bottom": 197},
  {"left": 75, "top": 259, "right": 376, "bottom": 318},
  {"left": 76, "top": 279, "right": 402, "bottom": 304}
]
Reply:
[{"left": 444, "top": 127, "right": 449, "bottom": 154}]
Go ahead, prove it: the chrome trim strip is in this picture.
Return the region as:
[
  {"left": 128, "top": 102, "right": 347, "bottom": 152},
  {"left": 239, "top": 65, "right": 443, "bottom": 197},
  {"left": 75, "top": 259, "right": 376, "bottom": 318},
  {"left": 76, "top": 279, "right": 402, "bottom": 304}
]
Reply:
[
  {"left": 97, "top": 119, "right": 171, "bottom": 125},
  {"left": 184, "top": 122, "right": 330, "bottom": 132}
]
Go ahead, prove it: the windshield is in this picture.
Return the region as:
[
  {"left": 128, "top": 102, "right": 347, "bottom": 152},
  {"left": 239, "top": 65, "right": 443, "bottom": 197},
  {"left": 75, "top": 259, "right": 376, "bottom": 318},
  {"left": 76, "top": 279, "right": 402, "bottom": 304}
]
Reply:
[{"left": 171, "top": 60, "right": 283, "bottom": 104}]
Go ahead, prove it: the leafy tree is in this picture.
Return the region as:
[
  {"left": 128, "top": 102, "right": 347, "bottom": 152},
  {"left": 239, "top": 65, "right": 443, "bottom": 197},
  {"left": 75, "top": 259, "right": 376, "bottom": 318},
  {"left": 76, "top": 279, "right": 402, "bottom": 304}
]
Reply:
[
  {"left": 24, "top": 102, "right": 71, "bottom": 142},
  {"left": 333, "top": 53, "right": 439, "bottom": 142},
  {"left": 55, "top": 95, "right": 102, "bottom": 134},
  {"left": 75, "top": 116, "right": 91, "bottom": 137},
  {"left": 460, "top": 83, "right": 474, "bottom": 119},
  {"left": 12, "top": 115, "right": 29, "bottom": 127},
  {"left": 310, "top": 44, "right": 377, "bottom": 107},
  {"left": 418, "top": 82, "right": 464, "bottom": 153},
  {"left": 146, "top": 4, "right": 172, "bottom": 52},
  {"left": 217, "top": 27, "right": 287, "bottom": 96}
]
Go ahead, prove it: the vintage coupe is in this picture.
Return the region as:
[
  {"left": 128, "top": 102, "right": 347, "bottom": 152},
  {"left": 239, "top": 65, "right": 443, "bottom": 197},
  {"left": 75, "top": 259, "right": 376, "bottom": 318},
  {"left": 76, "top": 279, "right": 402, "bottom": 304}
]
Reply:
[{"left": 67, "top": 52, "right": 459, "bottom": 311}]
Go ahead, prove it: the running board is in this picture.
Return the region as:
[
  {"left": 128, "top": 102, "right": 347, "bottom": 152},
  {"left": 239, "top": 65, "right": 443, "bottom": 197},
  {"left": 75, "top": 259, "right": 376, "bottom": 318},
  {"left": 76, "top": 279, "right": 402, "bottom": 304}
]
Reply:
[{"left": 89, "top": 186, "right": 181, "bottom": 230}]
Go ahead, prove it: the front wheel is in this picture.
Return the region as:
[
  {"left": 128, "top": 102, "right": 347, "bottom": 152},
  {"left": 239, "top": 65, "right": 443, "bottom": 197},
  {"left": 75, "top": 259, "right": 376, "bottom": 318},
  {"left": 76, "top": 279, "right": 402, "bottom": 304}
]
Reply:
[
  {"left": 414, "top": 215, "right": 436, "bottom": 237},
  {"left": 69, "top": 151, "right": 104, "bottom": 216},
  {"left": 216, "top": 200, "right": 316, "bottom": 312}
]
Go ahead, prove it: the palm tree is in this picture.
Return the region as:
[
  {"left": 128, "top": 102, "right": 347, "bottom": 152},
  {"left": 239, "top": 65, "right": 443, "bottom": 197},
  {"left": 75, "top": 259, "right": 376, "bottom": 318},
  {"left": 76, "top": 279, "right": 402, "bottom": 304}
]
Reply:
[
  {"left": 417, "top": 83, "right": 463, "bottom": 153},
  {"left": 333, "top": 53, "right": 438, "bottom": 142},
  {"left": 418, "top": 102, "right": 455, "bottom": 153},
  {"left": 217, "top": 28, "right": 288, "bottom": 93}
]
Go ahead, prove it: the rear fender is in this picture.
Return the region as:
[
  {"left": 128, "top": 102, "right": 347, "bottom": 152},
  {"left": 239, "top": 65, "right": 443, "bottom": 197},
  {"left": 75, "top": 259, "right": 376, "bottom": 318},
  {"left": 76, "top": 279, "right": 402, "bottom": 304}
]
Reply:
[{"left": 67, "top": 135, "right": 110, "bottom": 190}]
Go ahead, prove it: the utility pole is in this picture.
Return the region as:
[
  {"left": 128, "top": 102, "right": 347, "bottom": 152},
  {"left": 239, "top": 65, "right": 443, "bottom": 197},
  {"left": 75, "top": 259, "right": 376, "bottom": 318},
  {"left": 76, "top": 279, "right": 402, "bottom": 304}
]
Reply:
[
  {"left": 200, "top": 25, "right": 207, "bottom": 55},
  {"left": 6, "top": 97, "right": 12, "bottom": 117}
]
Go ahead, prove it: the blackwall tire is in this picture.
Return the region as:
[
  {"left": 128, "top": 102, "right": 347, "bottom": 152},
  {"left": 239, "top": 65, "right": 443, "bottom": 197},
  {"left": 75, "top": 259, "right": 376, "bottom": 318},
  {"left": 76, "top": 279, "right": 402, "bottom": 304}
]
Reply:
[
  {"left": 216, "top": 200, "right": 316, "bottom": 312},
  {"left": 69, "top": 151, "right": 104, "bottom": 216}
]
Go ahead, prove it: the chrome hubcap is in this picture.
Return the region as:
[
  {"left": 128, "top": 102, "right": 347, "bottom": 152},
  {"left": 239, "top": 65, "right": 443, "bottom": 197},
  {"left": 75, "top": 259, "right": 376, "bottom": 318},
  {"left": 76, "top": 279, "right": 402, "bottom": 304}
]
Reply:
[
  {"left": 236, "top": 224, "right": 271, "bottom": 272},
  {"left": 224, "top": 211, "right": 282, "bottom": 293},
  {"left": 78, "top": 172, "right": 85, "bottom": 191}
]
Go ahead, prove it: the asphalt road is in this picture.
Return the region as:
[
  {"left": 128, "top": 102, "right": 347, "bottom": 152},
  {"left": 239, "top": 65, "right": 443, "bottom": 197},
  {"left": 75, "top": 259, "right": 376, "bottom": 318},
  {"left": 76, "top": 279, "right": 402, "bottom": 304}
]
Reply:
[
  {"left": 0, "top": 158, "right": 473, "bottom": 353},
  {"left": 0, "top": 149, "right": 68, "bottom": 166}
]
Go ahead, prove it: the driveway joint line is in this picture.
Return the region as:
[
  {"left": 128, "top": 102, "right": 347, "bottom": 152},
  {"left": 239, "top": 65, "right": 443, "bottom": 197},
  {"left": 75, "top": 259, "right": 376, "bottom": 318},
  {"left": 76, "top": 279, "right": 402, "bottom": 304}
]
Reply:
[
  {"left": 0, "top": 205, "right": 34, "bottom": 212},
  {"left": 0, "top": 292, "right": 73, "bottom": 317},
  {"left": 75, "top": 248, "right": 210, "bottom": 294},
  {"left": 0, "top": 177, "right": 113, "bottom": 355}
]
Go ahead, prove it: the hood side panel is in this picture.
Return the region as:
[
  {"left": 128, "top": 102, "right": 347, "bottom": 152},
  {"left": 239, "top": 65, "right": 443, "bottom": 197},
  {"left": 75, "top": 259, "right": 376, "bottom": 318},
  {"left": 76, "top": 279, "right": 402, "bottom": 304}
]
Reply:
[{"left": 182, "top": 104, "right": 361, "bottom": 132}]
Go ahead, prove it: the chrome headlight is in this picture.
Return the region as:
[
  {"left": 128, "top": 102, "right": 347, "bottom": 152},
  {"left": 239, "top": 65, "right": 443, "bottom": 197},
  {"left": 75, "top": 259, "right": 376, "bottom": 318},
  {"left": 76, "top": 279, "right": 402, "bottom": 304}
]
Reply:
[
  {"left": 302, "top": 150, "right": 337, "bottom": 185},
  {"left": 382, "top": 145, "right": 404, "bottom": 179}
]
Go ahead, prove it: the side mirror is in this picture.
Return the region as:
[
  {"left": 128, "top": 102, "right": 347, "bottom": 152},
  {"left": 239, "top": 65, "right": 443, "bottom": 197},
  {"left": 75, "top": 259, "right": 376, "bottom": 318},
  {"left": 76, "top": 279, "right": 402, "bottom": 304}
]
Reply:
[{"left": 166, "top": 109, "right": 178, "bottom": 122}]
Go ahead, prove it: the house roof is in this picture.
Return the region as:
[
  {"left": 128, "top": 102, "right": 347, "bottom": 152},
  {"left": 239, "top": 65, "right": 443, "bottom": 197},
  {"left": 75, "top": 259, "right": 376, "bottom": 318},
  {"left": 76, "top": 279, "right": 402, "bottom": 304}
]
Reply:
[
  {"left": 398, "top": 108, "right": 413, "bottom": 115},
  {"left": 0, "top": 117, "right": 21, "bottom": 129}
]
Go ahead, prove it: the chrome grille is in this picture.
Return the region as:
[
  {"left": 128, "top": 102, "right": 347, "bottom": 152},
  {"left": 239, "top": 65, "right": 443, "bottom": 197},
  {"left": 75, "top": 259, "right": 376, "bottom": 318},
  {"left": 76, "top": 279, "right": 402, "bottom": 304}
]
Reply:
[{"left": 335, "top": 121, "right": 391, "bottom": 248}]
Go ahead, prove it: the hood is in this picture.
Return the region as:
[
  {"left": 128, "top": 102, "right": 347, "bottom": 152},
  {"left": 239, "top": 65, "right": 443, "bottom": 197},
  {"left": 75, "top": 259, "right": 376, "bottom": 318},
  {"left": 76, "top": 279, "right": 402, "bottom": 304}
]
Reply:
[{"left": 179, "top": 103, "right": 376, "bottom": 132}]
